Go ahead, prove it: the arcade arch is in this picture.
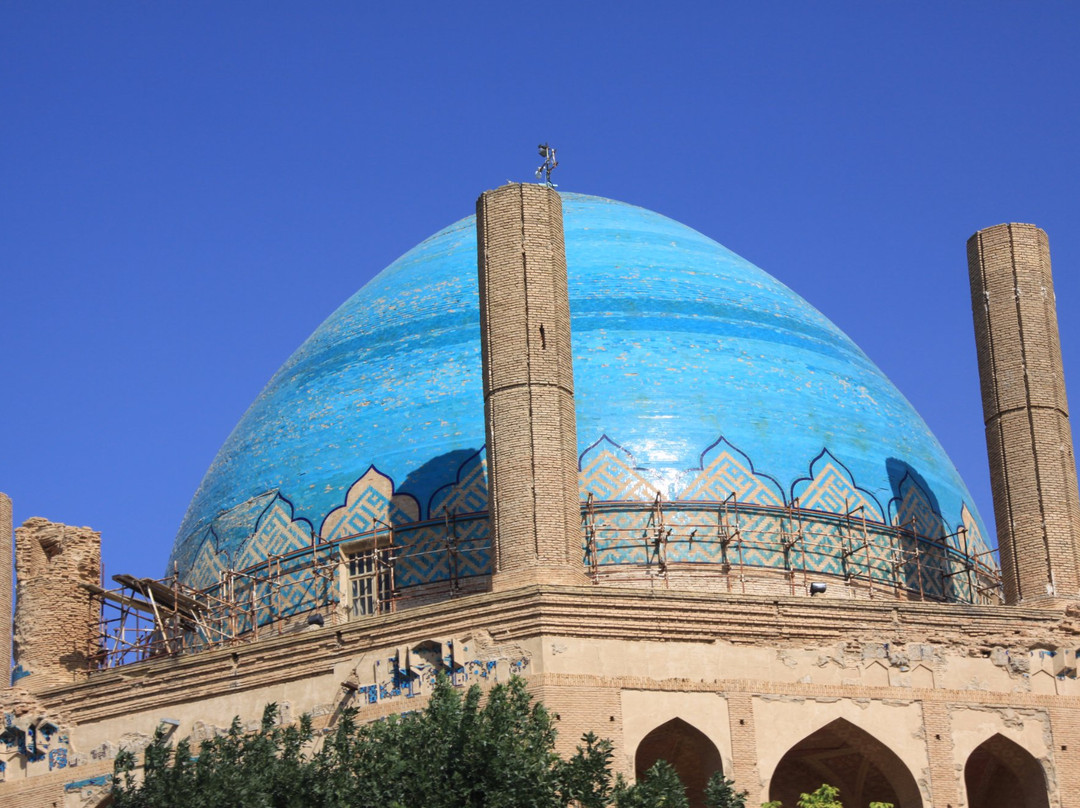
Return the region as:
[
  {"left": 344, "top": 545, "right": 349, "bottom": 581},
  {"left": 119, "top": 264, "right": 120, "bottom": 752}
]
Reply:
[
  {"left": 767, "top": 718, "right": 922, "bottom": 807},
  {"left": 634, "top": 717, "right": 723, "bottom": 808},
  {"left": 964, "top": 733, "right": 1049, "bottom": 808}
]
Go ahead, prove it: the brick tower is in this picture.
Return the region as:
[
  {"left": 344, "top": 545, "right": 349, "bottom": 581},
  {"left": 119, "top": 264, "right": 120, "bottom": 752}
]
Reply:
[
  {"left": 476, "top": 183, "right": 587, "bottom": 590},
  {"left": 968, "top": 223, "right": 1080, "bottom": 605}
]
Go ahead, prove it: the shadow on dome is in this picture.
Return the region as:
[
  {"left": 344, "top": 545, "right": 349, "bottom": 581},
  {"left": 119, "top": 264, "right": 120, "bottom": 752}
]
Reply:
[
  {"left": 887, "top": 458, "right": 957, "bottom": 602},
  {"left": 397, "top": 448, "right": 485, "bottom": 521}
]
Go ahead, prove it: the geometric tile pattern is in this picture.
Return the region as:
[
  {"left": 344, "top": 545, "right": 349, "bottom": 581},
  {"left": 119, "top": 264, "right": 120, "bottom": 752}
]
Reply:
[
  {"left": 428, "top": 450, "right": 488, "bottom": 518},
  {"left": 185, "top": 528, "right": 227, "bottom": 591},
  {"left": 183, "top": 495, "right": 319, "bottom": 593},
  {"left": 960, "top": 502, "right": 989, "bottom": 556},
  {"left": 880, "top": 475, "right": 965, "bottom": 601},
  {"left": 234, "top": 495, "right": 313, "bottom": 571},
  {"left": 395, "top": 516, "right": 492, "bottom": 588},
  {"left": 958, "top": 502, "right": 995, "bottom": 602},
  {"left": 791, "top": 449, "right": 884, "bottom": 521},
  {"left": 180, "top": 491, "right": 285, "bottom": 588},
  {"left": 176, "top": 434, "right": 993, "bottom": 608},
  {"left": 589, "top": 507, "right": 653, "bottom": 568},
  {"left": 889, "top": 472, "right": 945, "bottom": 541},
  {"left": 905, "top": 537, "right": 952, "bottom": 602},
  {"left": 676, "top": 437, "right": 785, "bottom": 506},
  {"left": 320, "top": 466, "right": 421, "bottom": 542},
  {"left": 213, "top": 544, "right": 342, "bottom": 635},
  {"left": 395, "top": 524, "right": 449, "bottom": 587},
  {"left": 579, "top": 436, "right": 659, "bottom": 501},
  {"left": 581, "top": 498, "right": 975, "bottom": 588}
]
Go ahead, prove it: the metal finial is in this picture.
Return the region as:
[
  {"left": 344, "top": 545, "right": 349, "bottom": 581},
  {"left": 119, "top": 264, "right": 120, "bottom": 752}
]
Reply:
[{"left": 535, "top": 143, "right": 558, "bottom": 187}]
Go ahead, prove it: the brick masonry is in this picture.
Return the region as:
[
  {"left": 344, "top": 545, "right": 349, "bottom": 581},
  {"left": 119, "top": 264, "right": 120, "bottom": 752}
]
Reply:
[
  {"left": 968, "top": 223, "right": 1080, "bottom": 605},
  {"left": 725, "top": 691, "right": 760, "bottom": 798},
  {"left": 13, "top": 518, "right": 101, "bottom": 690},
  {"left": 1, "top": 493, "right": 12, "bottom": 686},
  {"left": 3, "top": 585, "right": 1079, "bottom": 806},
  {"left": 476, "top": 184, "right": 588, "bottom": 590},
  {"left": 922, "top": 700, "right": 960, "bottom": 807}
]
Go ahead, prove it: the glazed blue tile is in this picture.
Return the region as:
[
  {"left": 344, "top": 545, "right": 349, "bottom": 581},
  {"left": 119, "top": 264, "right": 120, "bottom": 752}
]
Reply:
[{"left": 168, "top": 193, "right": 992, "bottom": 579}]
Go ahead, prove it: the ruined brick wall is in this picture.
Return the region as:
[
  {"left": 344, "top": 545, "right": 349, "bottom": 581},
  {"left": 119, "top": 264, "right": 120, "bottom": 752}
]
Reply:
[
  {"left": 13, "top": 518, "right": 101, "bottom": 689},
  {"left": 476, "top": 184, "right": 587, "bottom": 590},
  {"left": 968, "top": 223, "right": 1080, "bottom": 605},
  {"left": 1, "top": 493, "right": 12, "bottom": 686}
]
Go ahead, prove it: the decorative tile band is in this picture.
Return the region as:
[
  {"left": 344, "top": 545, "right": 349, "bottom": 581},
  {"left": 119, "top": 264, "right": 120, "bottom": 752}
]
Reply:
[{"left": 175, "top": 436, "right": 994, "bottom": 606}]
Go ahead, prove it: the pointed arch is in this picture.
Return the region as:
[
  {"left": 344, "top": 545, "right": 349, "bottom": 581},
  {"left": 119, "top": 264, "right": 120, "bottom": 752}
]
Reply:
[
  {"left": 634, "top": 717, "right": 722, "bottom": 808},
  {"left": 964, "top": 734, "right": 1049, "bottom": 808},
  {"left": 768, "top": 717, "right": 921, "bottom": 808}
]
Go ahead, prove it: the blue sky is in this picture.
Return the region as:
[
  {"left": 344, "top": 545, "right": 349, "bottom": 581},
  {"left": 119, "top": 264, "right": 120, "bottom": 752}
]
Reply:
[{"left": 3, "top": 2, "right": 1079, "bottom": 580}]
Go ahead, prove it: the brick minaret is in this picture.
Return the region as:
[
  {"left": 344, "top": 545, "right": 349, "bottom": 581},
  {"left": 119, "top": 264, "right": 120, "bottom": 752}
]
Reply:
[
  {"left": 0, "top": 493, "right": 12, "bottom": 686},
  {"left": 13, "top": 518, "right": 101, "bottom": 687},
  {"left": 476, "top": 184, "right": 587, "bottom": 590},
  {"left": 968, "top": 223, "right": 1080, "bottom": 605}
]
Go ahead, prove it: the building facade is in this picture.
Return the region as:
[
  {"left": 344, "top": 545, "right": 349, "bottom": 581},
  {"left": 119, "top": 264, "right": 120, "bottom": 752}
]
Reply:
[{"left": 2, "top": 186, "right": 1078, "bottom": 807}]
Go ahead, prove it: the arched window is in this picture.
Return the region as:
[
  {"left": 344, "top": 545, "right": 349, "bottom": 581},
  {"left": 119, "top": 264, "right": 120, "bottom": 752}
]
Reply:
[
  {"left": 634, "top": 717, "right": 723, "bottom": 808},
  {"left": 768, "top": 718, "right": 922, "bottom": 807},
  {"left": 964, "top": 734, "right": 1049, "bottom": 808}
]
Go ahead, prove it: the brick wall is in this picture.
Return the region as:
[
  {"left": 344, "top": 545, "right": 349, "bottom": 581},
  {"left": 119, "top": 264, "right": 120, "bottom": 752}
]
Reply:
[
  {"left": 725, "top": 692, "right": 760, "bottom": 798},
  {"left": 968, "top": 223, "right": 1080, "bottom": 605},
  {"left": 922, "top": 700, "right": 960, "bottom": 807}
]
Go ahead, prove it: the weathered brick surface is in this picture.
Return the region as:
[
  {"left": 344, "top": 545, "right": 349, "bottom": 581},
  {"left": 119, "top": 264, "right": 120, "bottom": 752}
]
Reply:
[
  {"left": 725, "top": 691, "right": 760, "bottom": 797},
  {"left": 0, "top": 584, "right": 1077, "bottom": 803},
  {"left": 1, "top": 492, "right": 12, "bottom": 685},
  {"left": 922, "top": 700, "right": 960, "bottom": 807},
  {"left": 14, "top": 518, "right": 101, "bottom": 690},
  {"left": 476, "top": 184, "right": 587, "bottom": 589},
  {"left": 968, "top": 223, "right": 1080, "bottom": 605},
  {"left": 1048, "top": 703, "right": 1080, "bottom": 807}
]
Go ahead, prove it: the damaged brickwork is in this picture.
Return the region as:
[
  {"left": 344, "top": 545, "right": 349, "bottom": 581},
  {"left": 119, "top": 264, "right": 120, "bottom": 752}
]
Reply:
[
  {"left": 14, "top": 518, "right": 101, "bottom": 689},
  {"left": 1, "top": 493, "right": 12, "bottom": 684}
]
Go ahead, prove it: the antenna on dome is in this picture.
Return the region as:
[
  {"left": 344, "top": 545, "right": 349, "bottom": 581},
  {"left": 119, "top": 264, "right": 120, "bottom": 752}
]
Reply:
[{"left": 535, "top": 143, "right": 558, "bottom": 187}]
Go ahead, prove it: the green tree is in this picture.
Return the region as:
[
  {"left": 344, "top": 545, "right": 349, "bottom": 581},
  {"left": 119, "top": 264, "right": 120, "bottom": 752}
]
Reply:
[
  {"left": 612, "top": 761, "right": 689, "bottom": 808},
  {"left": 797, "top": 784, "right": 843, "bottom": 808},
  {"left": 113, "top": 674, "right": 691, "bottom": 808},
  {"left": 703, "top": 772, "right": 747, "bottom": 808},
  {"left": 114, "top": 703, "right": 314, "bottom": 808},
  {"left": 760, "top": 784, "right": 894, "bottom": 808}
]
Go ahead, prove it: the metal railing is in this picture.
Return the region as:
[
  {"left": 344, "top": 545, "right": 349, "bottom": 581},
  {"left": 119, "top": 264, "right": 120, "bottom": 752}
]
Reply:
[{"left": 87, "top": 498, "right": 1001, "bottom": 669}]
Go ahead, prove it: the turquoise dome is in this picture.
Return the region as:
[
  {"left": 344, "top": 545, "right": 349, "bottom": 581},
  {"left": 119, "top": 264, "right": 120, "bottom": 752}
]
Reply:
[{"left": 169, "top": 193, "right": 991, "bottom": 587}]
